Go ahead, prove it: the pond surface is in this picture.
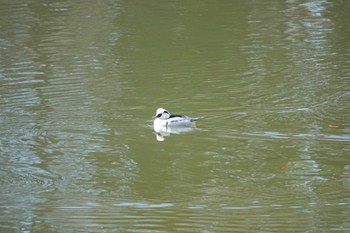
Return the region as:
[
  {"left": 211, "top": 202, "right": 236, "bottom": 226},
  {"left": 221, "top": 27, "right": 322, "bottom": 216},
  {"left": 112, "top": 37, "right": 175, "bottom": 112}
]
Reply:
[{"left": 1, "top": 0, "right": 349, "bottom": 232}]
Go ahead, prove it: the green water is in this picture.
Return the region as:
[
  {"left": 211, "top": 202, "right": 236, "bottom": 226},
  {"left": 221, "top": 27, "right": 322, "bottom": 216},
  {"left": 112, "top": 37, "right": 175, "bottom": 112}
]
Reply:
[{"left": 1, "top": 0, "right": 349, "bottom": 232}]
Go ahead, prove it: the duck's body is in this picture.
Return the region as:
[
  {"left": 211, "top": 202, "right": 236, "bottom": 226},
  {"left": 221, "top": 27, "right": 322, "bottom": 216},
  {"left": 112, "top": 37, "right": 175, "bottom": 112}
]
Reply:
[{"left": 153, "top": 108, "right": 199, "bottom": 127}]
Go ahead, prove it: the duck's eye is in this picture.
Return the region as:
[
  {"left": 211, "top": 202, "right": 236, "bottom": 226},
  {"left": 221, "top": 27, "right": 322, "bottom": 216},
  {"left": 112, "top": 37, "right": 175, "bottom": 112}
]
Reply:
[{"left": 157, "top": 113, "right": 162, "bottom": 118}]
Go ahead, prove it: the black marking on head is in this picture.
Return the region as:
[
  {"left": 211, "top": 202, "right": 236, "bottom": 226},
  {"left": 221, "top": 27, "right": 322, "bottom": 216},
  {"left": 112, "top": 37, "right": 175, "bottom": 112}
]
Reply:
[
  {"left": 164, "top": 111, "right": 170, "bottom": 115},
  {"left": 156, "top": 113, "right": 162, "bottom": 118}
]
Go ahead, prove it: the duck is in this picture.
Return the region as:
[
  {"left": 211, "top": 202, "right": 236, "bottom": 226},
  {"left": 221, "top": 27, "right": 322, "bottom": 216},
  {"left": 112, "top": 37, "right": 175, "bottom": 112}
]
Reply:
[{"left": 153, "top": 108, "right": 199, "bottom": 127}]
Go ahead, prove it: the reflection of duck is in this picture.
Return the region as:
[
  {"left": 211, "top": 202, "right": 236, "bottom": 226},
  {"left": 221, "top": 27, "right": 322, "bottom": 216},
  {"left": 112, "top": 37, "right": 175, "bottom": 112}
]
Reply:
[
  {"left": 152, "top": 108, "right": 201, "bottom": 141},
  {"left": 153, "top": 124, "right": 196, "bottom": 141},
  {"left": 153, "top": 108, "right": 200, "bottom": 127}
]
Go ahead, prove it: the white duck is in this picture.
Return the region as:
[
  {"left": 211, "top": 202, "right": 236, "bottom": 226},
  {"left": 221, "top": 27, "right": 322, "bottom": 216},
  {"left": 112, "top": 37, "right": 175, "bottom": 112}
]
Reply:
[{"left": 153, "top": 108, "right": 200, "bottom": 127}]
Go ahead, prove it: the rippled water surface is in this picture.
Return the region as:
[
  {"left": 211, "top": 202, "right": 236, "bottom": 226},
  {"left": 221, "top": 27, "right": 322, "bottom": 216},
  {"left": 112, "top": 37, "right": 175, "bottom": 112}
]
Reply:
[{"left": 1, "top": 0, "right": 349, "bottom": 232}]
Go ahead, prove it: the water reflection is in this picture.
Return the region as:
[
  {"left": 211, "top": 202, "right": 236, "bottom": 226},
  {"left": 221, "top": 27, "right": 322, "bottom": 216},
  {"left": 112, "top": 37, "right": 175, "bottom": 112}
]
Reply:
[{"left": 153, "top": 124, "right": 198, "bottom": 141}]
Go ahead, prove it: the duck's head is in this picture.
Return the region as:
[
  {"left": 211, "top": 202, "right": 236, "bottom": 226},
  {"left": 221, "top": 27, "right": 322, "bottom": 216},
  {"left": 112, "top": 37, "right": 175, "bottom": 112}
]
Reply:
[{"left": 153, "top": 108, "right": 170, "bottom": 119}]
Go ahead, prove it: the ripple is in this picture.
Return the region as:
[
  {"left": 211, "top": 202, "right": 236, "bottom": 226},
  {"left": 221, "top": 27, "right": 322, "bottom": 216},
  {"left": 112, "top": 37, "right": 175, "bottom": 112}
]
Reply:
[
  {"left": 113, "top": 202, "right": 175, "bottom": 208},
  {"left": 244, "top": 131, "right": 350, "bottom": 142},
  {"left": 33, "top": 200, "right": 311, "bottom": 232},
  {"left": 0, "top": 165, "right": 57, "bottom": 195}
]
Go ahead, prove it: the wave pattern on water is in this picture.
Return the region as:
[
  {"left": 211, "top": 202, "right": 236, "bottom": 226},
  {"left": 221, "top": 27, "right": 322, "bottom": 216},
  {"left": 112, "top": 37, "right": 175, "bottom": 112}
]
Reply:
[
  {"left": 25, "top": 195, "right": 349, "bottom": 233},
  {"left": 1, "top": 1, "right": 349, "bottom": 233}
]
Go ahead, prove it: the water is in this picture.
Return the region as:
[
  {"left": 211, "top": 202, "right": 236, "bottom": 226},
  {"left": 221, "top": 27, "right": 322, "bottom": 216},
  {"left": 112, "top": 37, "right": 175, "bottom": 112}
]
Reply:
[{"left": 1, "top": 0, "right": 349, "bottom": 232}]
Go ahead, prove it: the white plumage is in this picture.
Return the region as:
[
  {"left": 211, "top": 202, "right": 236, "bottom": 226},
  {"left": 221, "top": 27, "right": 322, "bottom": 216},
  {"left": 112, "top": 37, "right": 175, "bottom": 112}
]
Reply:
[{"left": 153, "top": 108, "right": 199, "bottom": 127}]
